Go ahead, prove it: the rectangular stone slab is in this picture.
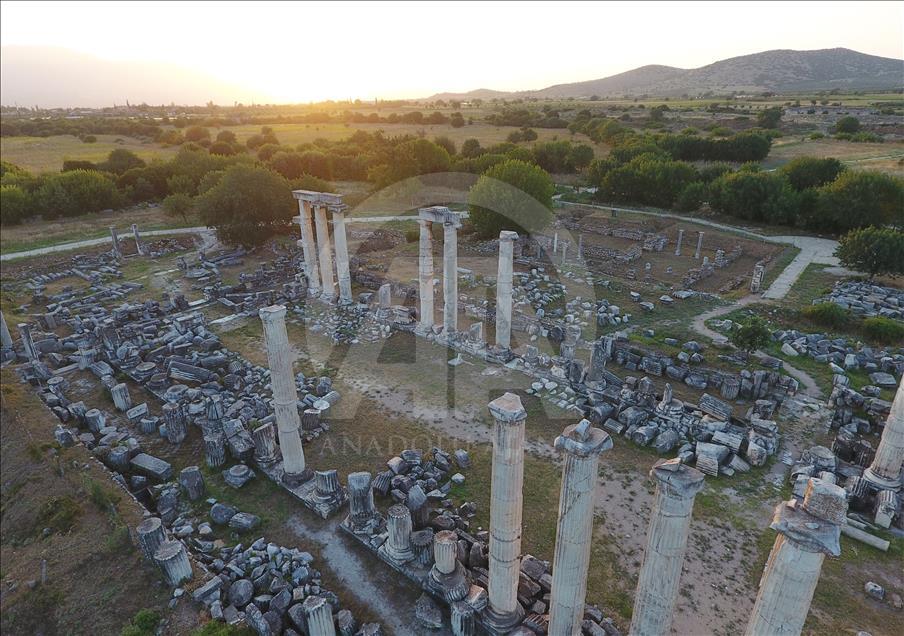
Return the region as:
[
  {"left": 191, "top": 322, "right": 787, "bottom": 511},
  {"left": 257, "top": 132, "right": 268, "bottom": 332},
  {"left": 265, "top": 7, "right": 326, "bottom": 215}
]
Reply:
[{"left": 130, "top": 453, "right": 173, "bottom": 481}]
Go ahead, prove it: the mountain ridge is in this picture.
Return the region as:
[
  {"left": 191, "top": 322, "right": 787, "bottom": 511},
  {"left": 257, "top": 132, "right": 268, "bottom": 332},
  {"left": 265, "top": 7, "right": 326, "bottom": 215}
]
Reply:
[{"left": 427, "top": 47, "right": 904, "bottom": 100}]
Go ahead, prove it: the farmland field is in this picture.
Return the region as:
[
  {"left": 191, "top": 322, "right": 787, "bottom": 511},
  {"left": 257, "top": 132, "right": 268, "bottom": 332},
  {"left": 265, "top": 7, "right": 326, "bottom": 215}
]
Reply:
[{"left": 0, "top": 133, "right": 179, "bottom": 174}]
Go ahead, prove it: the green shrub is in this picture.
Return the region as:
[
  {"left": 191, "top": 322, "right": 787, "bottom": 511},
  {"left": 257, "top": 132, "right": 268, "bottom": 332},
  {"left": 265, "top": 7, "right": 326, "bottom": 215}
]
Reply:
[
  {"left": 801, "top": 302, "right": 851, "bottom": 330},
  {"left": 121, "top": 608, "right": 161, "bottom": 636},
  {"left": 862, "top": 317, "right": 904, "bottom": 345},
  {"left": 35, "top": 496, "right": 81, "bottom": 534},
  {"left": 405, "top": 228, "right": 419, "bottom": 243}
]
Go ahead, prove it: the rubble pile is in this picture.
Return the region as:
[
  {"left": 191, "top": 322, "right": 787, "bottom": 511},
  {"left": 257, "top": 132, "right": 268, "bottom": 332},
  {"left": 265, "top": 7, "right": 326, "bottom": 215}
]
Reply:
[
  {"left": 772, "top": 329, "right": 904, "bottom": 383},
  {"left": 816, "top": 281, "right": 904, "bottom": 320}
]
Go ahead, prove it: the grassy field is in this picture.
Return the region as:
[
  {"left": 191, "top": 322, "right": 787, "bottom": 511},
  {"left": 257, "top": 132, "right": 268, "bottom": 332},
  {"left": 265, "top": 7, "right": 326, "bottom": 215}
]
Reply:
[
  {"left": 1, "top": 133, "right": 179, "bottom": 174},
  {"left": 763, "top": 137, "right": 904, "bottom": 176}
]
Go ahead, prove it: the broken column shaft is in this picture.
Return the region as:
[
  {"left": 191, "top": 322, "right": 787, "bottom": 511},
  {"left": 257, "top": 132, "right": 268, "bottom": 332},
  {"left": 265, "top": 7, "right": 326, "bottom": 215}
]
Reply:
[
  {"left": 417, "top": 219, "right": 435, "bottom": 334},
  {"left": 131, "top": 223, "right": 144, "bottom": 255},
  {"left": 294, "top": 199, "right": 322, "bottom": 295},
  {"left": 629, "top": 459, "right": 705, "bottom": 636},
  {"left": 303, "top": 595, "right": 336, "bottom": 636},
  {"left": 17, "top": 322, "right": 38, "bottom": 361},
  {"left": 443, "top": 220, "right": 459, "bottom": 334},
  {"left": 744, "top": 478, "right": 847, "bottom": 636},
  {"left": 331, "top": 207, "right": 353, "bottom": 304},
  {"left": 485, "top": 392, "right": 527, "bottom": 633},
  {"left": 259, "top": 305, "right": 307, "bottom": 481},
  {"left": 548, "top": 419, "right": 613, "bottom": 636},
  {"left": 495, "top": 231, "right": 518, "bottom": 349},
  {"left": 314, "top": 204, "right": 336, "bottom": 301},
  {"left": 864, "top": 377, "right": 904, "bottom": 491},
  {"left": 694, "top": 231, "right": 704, "bottom": 259}
]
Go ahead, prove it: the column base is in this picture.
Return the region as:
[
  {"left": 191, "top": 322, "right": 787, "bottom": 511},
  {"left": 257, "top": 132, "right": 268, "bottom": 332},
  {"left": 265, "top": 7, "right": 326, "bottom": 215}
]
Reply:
[
  {"left": 481, "top": 602, "right": 524, "bottom": 636},
  {"left": 864, "top": 467, "right": 902, "bottom": 492},
  {"left": 427, "top": 562, "right": 470, "bottom": 603},
  {"left": 282, "top": 468, "right": 314, "bottom": 487}
]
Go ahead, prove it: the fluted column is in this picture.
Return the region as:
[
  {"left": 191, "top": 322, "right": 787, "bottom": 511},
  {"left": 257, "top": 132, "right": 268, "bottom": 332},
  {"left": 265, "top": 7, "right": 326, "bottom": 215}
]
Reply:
[
  {"left": 864, "top": 377, "right": 904, "bottom": 491},
  {"left": 303, "top": 595, "right": 336, "bottom": 636},
  {"left": 495, "top": 231, "right": 518, "bottom": 349},
  {"left": 443, "top": 220, "right": 458, "bottom": 334},
  {"left": 694, "top": 231, "right": 704, "bottom": 259},
  {"left": 163, "top": 402, "right": 187, "bottom": 444},
  {"left": 131, "top": 223, "right": 144, "bottom": 255},
  {"left": 548, "top": 420, "right": 613, "bottom": 636},
  {"left": 109, "top": 226, "right": 121, "bottom": 257},
  {"left": 484, "top": 393, "right": 527, "bottom": 633},
  {"left": 417, "top": 219, "right": 435, "bottom": 334},
  {"left": 251, "top": 421, "right": 279, "bottom": 465},
  {"left": 347, "top": 471, "right": 378, "bottom": 531},
  {"left": 380, "top": 503, "right": 414, "bottom": 564},
  {"left": 331, "top": 208, "right": 353, "bottom": 304},
  {"left": 295, "top": 199, "right": 321, "bottom": 295},
  {"left": 744, "top": 478, "right": 847, "bottom": 636},
  {"left": 259, "top": 305, "right": 306, "bottom": 481},
  {"left": 674, "top": 229, "right": 684, "bottom": 256},
  {"left": 629, "top": 459, "right": 705, "bottom": 636},
  {"left": 314, "top": 204, "right": 336, "bottom": 301},
  {"left": 17, "top": 323, "right": 37, "bottom": 361},
  {"left": 428, "top": 529, "right": 470, "bottom": 602}
]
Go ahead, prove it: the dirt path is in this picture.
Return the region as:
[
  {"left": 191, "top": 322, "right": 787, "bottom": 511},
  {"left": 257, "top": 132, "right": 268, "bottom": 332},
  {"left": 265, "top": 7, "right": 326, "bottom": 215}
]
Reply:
[
  {"left": 761, "top": 236, "right": 840, "bottom": 300},
  {"left": 0, "top": 227, "right": 214, "bottom": 261}
]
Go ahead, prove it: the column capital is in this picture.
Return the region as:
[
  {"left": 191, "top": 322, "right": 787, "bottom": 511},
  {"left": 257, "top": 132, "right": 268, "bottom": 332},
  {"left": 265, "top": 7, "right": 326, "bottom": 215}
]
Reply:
[
  {"left": 488, "top": 392, "right": 526, "bottom": 423},
  {"left": 650, "top": 458, "right": 705, "bottom": 498},
  {"left": 770, "top": 478, "right": 846, "bottom": 556},
  {"left": 554, "top": 419, "right": 612, "bottom": 457},
  {"left": 258, "top": 304, "right": 287, "bottom": 323},
  {"left": 499, "top": 230, "right": 519, "bottom": 242}
]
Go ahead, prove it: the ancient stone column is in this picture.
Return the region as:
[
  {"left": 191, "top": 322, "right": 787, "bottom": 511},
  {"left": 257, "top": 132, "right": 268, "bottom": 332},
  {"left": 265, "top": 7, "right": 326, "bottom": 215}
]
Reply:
[
  {"left": 485, "top": 393, "right": 527, "bottom": 633},
  {"left": 303, "top": 595, "right": 336, "bottom": 636},
  {"left": 314, "top": 204, "right": 336, "bottom": 301},
  {"left": 674, "top": 229, "right": 684, "bottom": 256},
  {"left": 331, "top": 208, "right": 353, "bottom": 304},
  {"left": 548, "top": 420, "right": 613, "bottom": 636},
  {"left": 111, "top": 383, "right": 132, "bottom": 412},
  {"left": 251, "top": 421, "right": 279, "bottom": 465},
  {"left": 136, "top": 516, "right": 166, "bottom": 561},
  {"left": 259, "top": 305, "right": 307, "bottom": 483},
  {"left": 629, "top": 459, "right": 706, "bottom": 636},
  {"left": 17, "top": 323, "right": 38, "bottom": 361},
  {"left": 109, "top": 226, "right": 121, "bottom": 257},
  {"left": 553, "top": 232, "right": 558, "bottom": 254},
  {"left": 179, "top": 466, "right": 206, "bottom": 501},
  {"left": 346, "top": 471, "right": 378, "bottom": 532},
  {"left": 577, "top": 233, "right": 584, "bottom": 260},
  {"left": 417, "top": 219, "right": 435, "bottom": 334},
  {"left": 154, "top": 540, "right": 192, "bottom": 586},
  {"left": 1, "top": 311, "right": 14, "bottom": 352},
  {"left": 296, "top": 199, "right": 322, "bottom": 296},
  {"left": 428, "top": 529, "right": 470, "bottom": 602},
  {"left": 452, "top": 601, "right": 477, "bottom": 636},
  {"left": 204, "top": 434, "right": 226, "bottom": 468},
  {"left": 131, "top": 223, "right": 144, "bottom": 255},
  {"left": 864, "top": 377, "right": 904, "bottom": 491},
  {"left": 744, "top": 478, "right": 847, "bottom": 636},
  {"left": 85, "top": 408, "right": 105, "bottom": 433},
  {"left": 163, "top": 403, "right": 187, "bottom": 444},
  {"left": 443, "top": 220, "right": 459, "bottom": 335},
  {"left": 694, "top": 231, "right": 704, "bottom": 259},
  {"left": 495, "top": 231, "right": 518, "bottom": 350},
  {"left": 380, "top": 503, "right": 414, "bottom": 565}
]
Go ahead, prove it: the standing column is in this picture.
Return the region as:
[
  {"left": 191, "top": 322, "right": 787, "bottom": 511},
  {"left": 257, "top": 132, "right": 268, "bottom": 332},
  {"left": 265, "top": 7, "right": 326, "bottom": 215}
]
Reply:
[
  {"left": 417, "top": 219, "right": 435, "bottom": 334},
  {"left": 553, "top": 232, "right": 558, "bottom": 254},
  {"left": 314, "top": 204, "right": 336, "bottom": 301},
  {"left": 864, "top": 377, "right": 904, "bottom": 491},
  {"left": 495, "top": 231, "right": 518, "bottom": 350},
  {"left": 17, "top": 323, "right": 38, "bottom": 361},
  {"left": 694, "top": 231, "right": 704, "bottom": 259},
  {"left": 346, "top": 471, "right": 379, "bottom": 532},
  {"left": 380, "top": 503, "right": 414, "bottom": 565},
  {"left": 331, "top": 208, "right": 353, "bottom": 304},
  {"left": 548, "top": 420, "right": 613, "bottom": 636},
  {"left": 131, "top": 223, "right": 144, "bottom": 255},
  {"left": 484, "top": 393, "right": 527, "bottom": 633},
  {"left": 259, "top": 305, "right": 307, "bottom": 483},
  {"left": 296, "top": 199, "right": 322, "bottom": 295},
  {"left": 443, "top": 220, "right": 459, "bottom": 335},
  {"left": 109, "top": 226, "right": 121, "bottom": 258},
  {"left": 674, "top": 229, "right": 684, "bottom": 256},
  {"left": 1, "top": 311, "right": 14, "bottom": 353},
  {"left": 629, "top": 459, "right": 706, "bottom": 636},
  {"left": 744, "top": 478, "right": 847, "bottom": 636}
]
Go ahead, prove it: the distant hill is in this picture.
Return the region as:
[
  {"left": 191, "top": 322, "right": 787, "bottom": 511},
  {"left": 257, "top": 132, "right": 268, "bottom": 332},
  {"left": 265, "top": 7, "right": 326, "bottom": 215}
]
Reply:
[{"left": 427, "top": 48, "right": 904, "bottom": 100}]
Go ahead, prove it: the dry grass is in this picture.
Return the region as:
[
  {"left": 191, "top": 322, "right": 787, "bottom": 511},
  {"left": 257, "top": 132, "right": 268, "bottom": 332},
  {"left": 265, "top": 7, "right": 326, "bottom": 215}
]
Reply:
[
  {"left": 763, "top": 137, "right": 904, "bottom": 176},
  {"left": 1, "top": 134, "right": 179, "bottom": 174}
]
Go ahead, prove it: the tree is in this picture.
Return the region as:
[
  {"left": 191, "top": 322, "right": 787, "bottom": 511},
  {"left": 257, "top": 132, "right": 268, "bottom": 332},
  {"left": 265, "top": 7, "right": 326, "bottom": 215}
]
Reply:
[
  {"left": 835, "top": 226, "right": 904, "bottom": 279},
  {"left": 209, "top": 141, "right": 237, "bottom": 156},
  {"left": 215, "top": 130, "right": 237, "bottom": 144},
  {"left": 196, "top": 165, "right": 295, "bottom": 247},
  {"left": 780, "top": 156, "right": 845, "bottom": 191},
  {"left": 101, "top": 149, "right": 146, "bottom": 174},
  {"left": 817, "top": 170, "right": 904, "bottom": 232},
  {"left": 834, "top": 116, "right": 861, "bottom": 134},
  {"left": 184, "top": 126, "right": 211, "bottom": 143},
  {"left": 708, "top": 171, "right": 799, "bottom": 225},
  {"left": 162, "top": 192, "right": 194, "bottom": 222},
  {"left": 0, "top": 185, "right": 30, "bottom": 225},
  {"left": 33, "top": 170, "right": 119, "bottom": 218},
  {"left": 468, "top": 159, "right": 554, "bottom": 238},
  {"left": 567, "top": 144, "right": 594, "bottom": 171},
  {"left": 756, "top": 107, "right": 783, "bottom": 129},
  {"left": 461, "top": 138, "right": 483, "bottom": 158},
  {"left": 433, "top": 135, "right": 456, "bottom": 157},
  {"left": 730, "top": 316, "right": 771, "bottom": 354}
]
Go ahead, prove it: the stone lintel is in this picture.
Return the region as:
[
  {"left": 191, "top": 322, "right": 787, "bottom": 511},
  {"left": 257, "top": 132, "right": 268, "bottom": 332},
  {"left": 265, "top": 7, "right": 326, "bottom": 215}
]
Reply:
[
  {"left": 554, "top": 419, "right": 612, "bottom": 457},
  {"left": 292, "top": 189, "right": 344, "bottom": 206},
  {"left": 650, "top": 458, "right": 706, "bottom": 498},
  {"left": 259, "top": 304, "right": 287, "bottom": 323},
  {"left": 487, "top": 392, "right": 526, "bottom": 423},
  {"left": 419, "top": 205, "right": 467, "bottom": 227},
  {"left": 770, "top": 500, "right": 842, "bottom": 557}
]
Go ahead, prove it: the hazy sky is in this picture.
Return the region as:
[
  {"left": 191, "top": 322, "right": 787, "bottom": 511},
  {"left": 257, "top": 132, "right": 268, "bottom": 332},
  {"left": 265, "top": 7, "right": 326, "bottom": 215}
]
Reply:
[{"left": 1, "top": 0, "right": 902, "bottom": 105}]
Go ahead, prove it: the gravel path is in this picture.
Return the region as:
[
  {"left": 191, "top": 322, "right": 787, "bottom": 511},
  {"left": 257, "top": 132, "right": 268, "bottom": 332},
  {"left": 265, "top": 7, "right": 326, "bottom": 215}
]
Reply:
[{"left": 1, "top": 227, "right": 213, "bottom": 261}]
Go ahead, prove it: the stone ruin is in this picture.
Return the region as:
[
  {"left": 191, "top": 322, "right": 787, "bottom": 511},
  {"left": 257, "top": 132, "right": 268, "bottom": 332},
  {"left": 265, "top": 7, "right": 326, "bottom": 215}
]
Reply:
[{"left": 816, "top": 280, "right": 904, "bottom": 320}]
